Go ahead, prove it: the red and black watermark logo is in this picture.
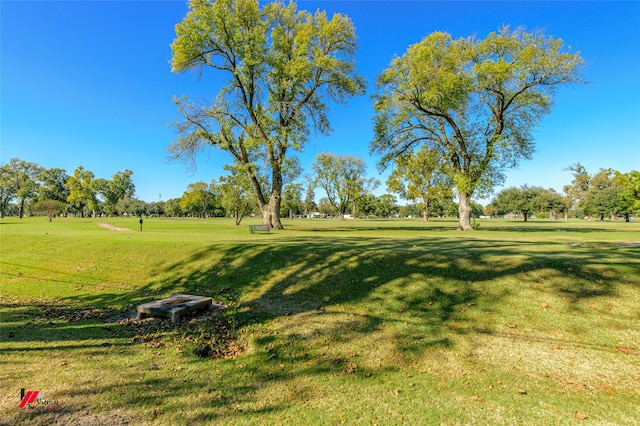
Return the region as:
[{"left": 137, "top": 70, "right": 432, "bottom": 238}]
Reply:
[{"left": 19, "top": 389, "right": 61, "bottom": 411}]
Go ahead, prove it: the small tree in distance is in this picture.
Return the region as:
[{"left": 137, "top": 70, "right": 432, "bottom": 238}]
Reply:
[
  {"left": 32, "top": 200, "right": 66, "bottom": 221},
  {"left": 219, "top": 164, "right": 255, "bottom": 225},
  {"left": 386, "top": 146, "right": 452, "bottom": 221},
  {"left": 312, "top": 153, "right": 379, "bottom": 220}
]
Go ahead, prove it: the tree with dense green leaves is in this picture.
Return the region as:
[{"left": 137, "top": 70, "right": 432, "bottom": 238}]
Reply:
[
  {"left": 169, "top": 0, "right": 365, "bottom": 229},
  {"left": 124, "top": 199, "right": 149, "bottom": 218},
  {"left": 219, "top": 164, "right": 256, "bottom": 225},
  {"left": 583, "top": 187, "right": 623, "bottom": 221},
  {"left": 95, "top": 169, "right": 135, "bottom": 216},
  {"left": 491, "top": 186, "right": 541, "bottom": 221},
  {"left": 32, "top": 200, "right": 66, "bottom": 221},
  {"left": 386, "top": 146, "right": 452, "bottom": 221},
  {"left": 165, "top": 198, "right": 183, "bottom": 217},
  {"left": 582, "top": 168, "right": 638, "bottom": 222},
  {"left": 312, "top": 153, "right": 378, "bottom": 219},
  {"left": 399, "top": 203, "right": 422, "bottom": 218},
  {"left": 281, "top": 183, "right": 303, "bottom": 219},
  {"left": 375, "top": 194, "right": 399, "bottom": 217},
  {"left": 180, "top": 181, "right": 221, "bottom": 218},
  {"left": 316, "top": 197, "right": 333, "bottom": 216},
  {"left": 0, "top": 163, "right": 17, "bottom": 218},
  {"left": 301, "top": 175, "right": 317, "bottom": 216},
  {"left": 2, "top": 158, "right": 42, "bottom": 218},
  {"left": 534, "top": 189, "right": 565, "bottom": 219},
  {"left": 490, "top": 186, "right": 565, "bottom": 221},
  {"left": 371, "top": 27, "right": 584, "bottom": 230},
  {"left": 470, "top": 201, "right": 485, "bottom": 219},
  {"left": 613, "top": 170, "right": 640, "bottom": 222},
  {"left": 65, "top": 166, "right": 99, "bottom": 217},
  {"left": 37, "top": 167, "right": 70, "bottom": 205},
  {"left": 355, "top": 193, "right": 377, "bottom": 217},
  {"left": 563, "top": 162, "right": 590, "bottom": 218},
  {"left": 147, "top": 201, "right": 166, "bottom": 217}
]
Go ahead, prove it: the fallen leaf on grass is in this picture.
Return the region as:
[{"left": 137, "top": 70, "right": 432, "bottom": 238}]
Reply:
[
  {"left": 576, "top": 412, "right": 588, "bottom": 420},
  {"left": 617, "top": 346, "right": 635, "bottom": 355},
  {"left": 343, "top": 362, "right": 357, "bottom": 374},
  {"left": 598, "top": 383, "right": 614, "bottom": 392},
  {"left": 541, "top": 303, "right": 550, "bottom": 308}
]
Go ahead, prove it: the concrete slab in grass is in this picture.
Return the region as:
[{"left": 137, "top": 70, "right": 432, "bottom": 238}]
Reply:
[{"left": 136, "top": 294, "right": 224, "bottom": 323}]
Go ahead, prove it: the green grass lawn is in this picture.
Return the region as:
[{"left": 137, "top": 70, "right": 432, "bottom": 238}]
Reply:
[{"left": 1, "top": 216, "right": 639, "bottom": 425}]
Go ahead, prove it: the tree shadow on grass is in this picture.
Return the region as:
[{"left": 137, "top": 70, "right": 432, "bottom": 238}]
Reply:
[
  {"left": 4, "top": 236, "right": 638, "bottom": 423},
  {"left": 49, "top": 235, "right": 635, "bottom": 330}
]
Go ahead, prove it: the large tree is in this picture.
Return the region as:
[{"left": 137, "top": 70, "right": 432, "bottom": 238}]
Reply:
[
  {"left": 371, "top": 27, "right": 584, "bottom": 230},
  {"left": 169, "top": 0, "right": 365, "bottom": 229}
]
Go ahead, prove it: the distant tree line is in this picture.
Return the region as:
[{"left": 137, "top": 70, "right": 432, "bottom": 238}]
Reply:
[
  {"left": 0, "top": 158, "right": 136, "bottom": 220},
  {"left": 3, "top": 157, "right": 636, "bottom": 223},
  {"left": 0, "top": 155, "right": 466, "bottom": 223},
  {"left": 485, "top": 164, "right": 640, "bottom": 221}
]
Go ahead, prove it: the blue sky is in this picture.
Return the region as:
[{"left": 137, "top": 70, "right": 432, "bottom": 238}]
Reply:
[{"left": 2, "top": 1, "right": 639, "bottom": 203}]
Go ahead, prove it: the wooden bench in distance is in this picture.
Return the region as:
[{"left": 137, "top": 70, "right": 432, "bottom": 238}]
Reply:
[{"left": 248, "top": 224, "right": 271, "bottom": 234}]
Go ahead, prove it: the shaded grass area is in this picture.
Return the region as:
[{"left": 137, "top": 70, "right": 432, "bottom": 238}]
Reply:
[{"left": 1, "top": 217, "right": 639, "bottom": 425}]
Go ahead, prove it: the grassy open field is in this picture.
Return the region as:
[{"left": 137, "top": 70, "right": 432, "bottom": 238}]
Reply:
[{"left": 1, "top": 216, "right": 639, "bottom": 425}]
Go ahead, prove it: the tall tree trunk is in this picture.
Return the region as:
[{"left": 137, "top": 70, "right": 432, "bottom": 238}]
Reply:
[
  {"left": 422, "top": 196, "right": 429, "bottom": 222},
  {"left": 457, "top": 192, "right": 473, "bottom": 231},
  {"left": 263, "top": 168, "right": 283, "bottom": 229},
  {"left": 263, "top": 193, "right": 283, "bottom": 229}
]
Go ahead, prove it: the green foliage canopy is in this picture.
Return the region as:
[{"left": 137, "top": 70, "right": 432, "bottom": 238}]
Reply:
[
  {"left": 169, "top": 0, "right": 365, "bottom": 228},
  {"left": 312, "top": 153, "right": 378, "bottom": 219},
  {"left": 371, "top": 27, "right": 584, "bottom": 230},
  {"left": 386, "top": 146, "right": 453, "bottom": 221}
]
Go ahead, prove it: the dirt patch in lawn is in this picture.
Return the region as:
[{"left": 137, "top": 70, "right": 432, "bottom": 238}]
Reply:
[
  {"left": 97, "top": 223, "right": 131, "bottom": 232},
  {"left": 617, "top": 241, "right": 640, "bottom": 247}
]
